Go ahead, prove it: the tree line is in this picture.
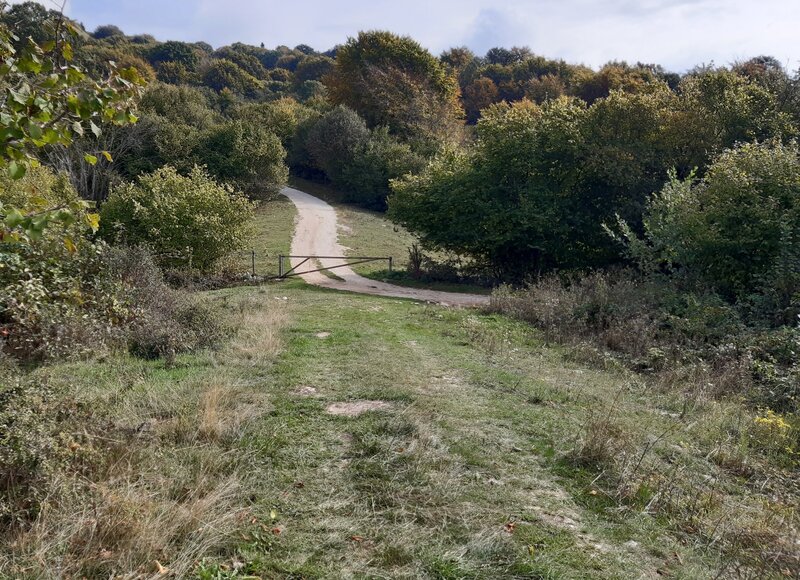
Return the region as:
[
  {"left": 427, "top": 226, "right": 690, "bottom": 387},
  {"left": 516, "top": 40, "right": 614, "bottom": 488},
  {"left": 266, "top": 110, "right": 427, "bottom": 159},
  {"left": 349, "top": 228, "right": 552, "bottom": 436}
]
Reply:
[{"left": 3, "top": 0, "right": 800, "bottom": 340}]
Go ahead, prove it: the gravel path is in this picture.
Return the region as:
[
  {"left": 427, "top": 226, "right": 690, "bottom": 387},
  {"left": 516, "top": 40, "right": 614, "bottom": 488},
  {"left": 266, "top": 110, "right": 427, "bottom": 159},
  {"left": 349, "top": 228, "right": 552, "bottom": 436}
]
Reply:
[{"left": 281, "top": 186, "right": 489, "bottom": 307}]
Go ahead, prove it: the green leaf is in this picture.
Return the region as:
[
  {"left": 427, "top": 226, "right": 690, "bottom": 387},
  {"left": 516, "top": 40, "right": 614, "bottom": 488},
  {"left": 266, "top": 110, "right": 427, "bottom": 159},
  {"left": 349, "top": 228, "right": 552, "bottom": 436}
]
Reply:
[
  {"left": 61, "top": 42, "right": 73, "bottom": 61},
  {"left": 27, "top": 121, "right": 42, "bottom": 139},
  {"left": 84, "top": 153, "right": 98, "bottom": 165},
  {"left": 8, "top": 161, "right": 26, "bottom": 179},
  {"left": 5, "top": 207, "right": 25, "bottom": 228},
  {"left": 90, "top": 121, "right": 101, "bottom": 138}
]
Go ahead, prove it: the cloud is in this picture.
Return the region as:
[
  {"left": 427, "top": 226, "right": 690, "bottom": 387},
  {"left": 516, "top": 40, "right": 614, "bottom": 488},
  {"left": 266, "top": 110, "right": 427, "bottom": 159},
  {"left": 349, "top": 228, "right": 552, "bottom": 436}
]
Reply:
[{"left": 8, "top": 0, "right": 800, "bottom": 71}]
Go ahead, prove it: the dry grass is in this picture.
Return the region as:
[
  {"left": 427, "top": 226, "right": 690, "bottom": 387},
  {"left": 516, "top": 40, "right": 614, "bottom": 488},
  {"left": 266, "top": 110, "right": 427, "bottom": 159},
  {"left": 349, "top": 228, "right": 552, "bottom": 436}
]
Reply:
[
  {"left": 229, "top": 295, "right": 289, "bottom": 364},
  {"left": 0, "top": 294, "right": 288, "bottom": 578}
]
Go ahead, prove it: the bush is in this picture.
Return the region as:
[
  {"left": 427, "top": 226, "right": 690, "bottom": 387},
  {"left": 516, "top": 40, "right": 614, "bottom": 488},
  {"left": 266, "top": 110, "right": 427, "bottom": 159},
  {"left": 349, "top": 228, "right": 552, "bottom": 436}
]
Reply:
[
  {"left": 99, "top": 166, "right": 256, "bottom": 271},
  {"left": 0, "top": 362, "right": 70, "bottom": 525},
  {"left": 305, "top": 105, "right": 369, "bottom": 182},
  {"left": 196, "top": 120, "right": 288, "bottom": 199},
  {"left": 620, "top": 140, "right": 800, "bottom": 315},
  {"left": 101, "top": 245, "right": 230, "bottom": 360},
  {"left": 489, "top": 270, "right": 798, "bottom": 413},
  {"left": 0, "top": 168, "right": 130, "bottom": 362}
]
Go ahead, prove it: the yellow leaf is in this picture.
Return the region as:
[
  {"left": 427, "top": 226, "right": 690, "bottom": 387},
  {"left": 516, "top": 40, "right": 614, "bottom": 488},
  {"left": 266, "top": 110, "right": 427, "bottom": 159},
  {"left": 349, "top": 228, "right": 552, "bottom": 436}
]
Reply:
[
  {"left": 63, "top": 236, "right": 77, "bottom": 253},
  {"left": 85, "top": 213, "right": 100, "bottom": 231},
  {"left": 101, "top": 150, "right": 113, "bottom": 162},
  {"left": 270, "top": 509, "right": 277, "bottom": 520}
]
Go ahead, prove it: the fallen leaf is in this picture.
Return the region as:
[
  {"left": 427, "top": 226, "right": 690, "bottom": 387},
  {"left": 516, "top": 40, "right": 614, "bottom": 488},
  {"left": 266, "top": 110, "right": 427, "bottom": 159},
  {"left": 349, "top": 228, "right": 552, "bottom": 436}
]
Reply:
[
  {"left": 350, "top": 535, "right": 365, "bottom": 542},
  {"left": 270, "top": 509, "right": 277, "bottom": 520},
  {"left": 294, "top": 481, "right": 305, "bottom": 488},
  {"left": 504, "top": 522, "right": 516, "bottom": 533},
  {"left": 271, "top": 527, "right": 281, "bottom": 535},
  {"left": 155, "top": 560, "right": 169, "bottom": 575}
]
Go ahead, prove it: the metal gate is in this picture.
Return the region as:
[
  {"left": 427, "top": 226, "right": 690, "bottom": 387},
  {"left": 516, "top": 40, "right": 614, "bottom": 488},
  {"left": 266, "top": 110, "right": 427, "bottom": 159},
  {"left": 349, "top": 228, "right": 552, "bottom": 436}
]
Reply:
[{"left": 277, "top": 254, "right": 393, "bottom": 279}]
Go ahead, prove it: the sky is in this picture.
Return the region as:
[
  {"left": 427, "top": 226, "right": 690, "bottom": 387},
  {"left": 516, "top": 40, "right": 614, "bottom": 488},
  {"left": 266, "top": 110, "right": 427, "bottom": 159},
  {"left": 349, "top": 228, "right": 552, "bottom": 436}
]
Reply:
[{"left": 19, "top": 0, "right": 800, "bottom": 72}]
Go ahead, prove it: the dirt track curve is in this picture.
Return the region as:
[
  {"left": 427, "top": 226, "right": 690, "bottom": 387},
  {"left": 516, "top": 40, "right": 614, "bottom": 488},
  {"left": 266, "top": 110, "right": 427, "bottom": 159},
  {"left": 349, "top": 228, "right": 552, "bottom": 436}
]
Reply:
[{"left": 281, "top": 186, "right": 489, "bottom": 307}]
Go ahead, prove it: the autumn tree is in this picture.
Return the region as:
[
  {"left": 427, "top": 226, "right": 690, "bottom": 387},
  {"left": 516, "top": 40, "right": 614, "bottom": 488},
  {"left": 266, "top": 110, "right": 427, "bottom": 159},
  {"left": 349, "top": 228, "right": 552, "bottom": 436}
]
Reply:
[{"left": 326, "top": 31, "right": 462, "bottom": 146}]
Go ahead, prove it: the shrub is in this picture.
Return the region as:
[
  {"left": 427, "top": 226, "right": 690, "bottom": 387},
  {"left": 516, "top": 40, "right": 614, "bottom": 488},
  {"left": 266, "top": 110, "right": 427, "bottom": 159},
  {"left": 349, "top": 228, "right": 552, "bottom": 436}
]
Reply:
[
  {"left": 99, "top": 166, "right": 256, "bottom": 271},
  {"left": 304, "top": 105, "right": 369, "bottom": 182},
  {"left": 488, "top": 270, "right": 796, "bottom": 411},
  {"left": 619, "top": 141, "right": 800, "bottom": 314},
  {"left": 195, "top": 120, "right": 288, "bottom": 199},
  {"left": 0, "top": 363, "right": 68, "bottom": 525},
  {"left": 1, "top": 167, "right": 130, "bottom": 362},
  {"left": 102, "top": 245, "right": 229, "bottom": 360}
]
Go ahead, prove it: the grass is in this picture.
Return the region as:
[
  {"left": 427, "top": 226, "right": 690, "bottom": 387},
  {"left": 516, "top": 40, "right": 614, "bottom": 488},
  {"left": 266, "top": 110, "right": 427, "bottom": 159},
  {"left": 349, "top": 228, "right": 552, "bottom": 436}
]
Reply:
[
  {"left": 5, "top": 281, "right": 797, "bottom": 577},
  {"left": 289, "top": 176, "right": 490, "bottom": 294},
  {"left": 227, "top": 194, "right": 297, "bottom": 278},
  {"left": 0, "top": 289, "right": 290, "bottom": 578}
]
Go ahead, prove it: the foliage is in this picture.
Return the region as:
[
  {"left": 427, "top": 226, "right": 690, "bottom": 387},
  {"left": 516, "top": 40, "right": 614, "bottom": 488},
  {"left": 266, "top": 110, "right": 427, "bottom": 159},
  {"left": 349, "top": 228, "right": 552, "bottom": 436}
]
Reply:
[
  {"left": 99, "top": 166, "right": 255, "bottom": 270},
  {"left": 338, "top": 127, "right": 425, "bottom": 209},
  {"left": 304, "top": 105, "right": 369, "bottom": 182},
  {"left": 147, "top": 40, "right": 200, "bottom": 70},
  {"left": 0, "top": 167, "right": 129, "bottom": 361},
  {"left": 0, "top": 15, "right": 143, "bottom": 244},
  {"left": 326, "top": 30, "right": 462, "bottom": 145},
  {"left": 201, "top": 58, "right": 263, "bottom": 96},
  {"left": 294, "top": 54, "right": 334, "bottom": 84},
  {"left": 618, "top": 141, "right": 800, "bottom": 315},
  {"left": 92, "top": 24, "right": 124, "bottom": 40},
  {"left": 229, "top": 97, "right": 315, "bottom": 149},
  {"left": 195, "top": 120, "right": 288, "bottom": 199}
]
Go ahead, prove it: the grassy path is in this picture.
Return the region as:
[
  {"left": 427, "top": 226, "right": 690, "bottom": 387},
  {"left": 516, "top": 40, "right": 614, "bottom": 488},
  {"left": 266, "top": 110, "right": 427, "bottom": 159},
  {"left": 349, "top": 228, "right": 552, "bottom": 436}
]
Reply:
[
  {"left": 207, "top": 282, "right": 734, "bottom": 578},
  {"left": 9, "top": 282, "right": 794, "bottom": 577}
]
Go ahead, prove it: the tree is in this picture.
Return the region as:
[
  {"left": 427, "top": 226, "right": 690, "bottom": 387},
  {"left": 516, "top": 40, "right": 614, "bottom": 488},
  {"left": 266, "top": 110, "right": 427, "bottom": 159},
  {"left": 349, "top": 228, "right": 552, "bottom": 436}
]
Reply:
[
  {"left": 524, "top": 74, "right": 566, "bottom": 104},
  {"left": 0, "top": 1, "right": 63, "bottom": 49},
  {"left": 99, "top": 166, "right": 255, "bottom": 270},
  {"left": 304, "top": 105, "right": 369, "bottom": 182},
  {"left": 79, "top": 44, "right": 156, "bottom": 83},
  {"left": 0, "top": 17, "right": 143, "bottom": 244},
  {"left": 231, "top": 98, "right": 315, "bottom": 149},
  {"left": 462, "top": 77, "right": 499, "bottom": 123},
  {"left": 390, "top": 100, "right": 568, "bottom": 279},
  {"left": 294, "top": 55, "right": 334, "bottom": 84},
  {"left": 201, "top": 58, "right": 263, "bottom": 96},
  {"left": 213, "top": 45, "right": 268, "bottom": 79},
  {"left": 147, "top": 41, "right": 199, "bottom": 69},
  {"left": 326, "top": 30, "right": 462, "bottom": 145},
  {"left": 675, "top": 69, "right": 796, "bottom": 171},
  {"left": 92, "top": 24, "right": 124, "bottom": 39},
  {"left": 338, "top": 127, "right": 424, "bottom": 209},
  {"left": 391, "top": 90, "right": 688, "bottom": 278},
  {"left": 440, "top": 46, "right": 475, "bottom": 71},
  {"left": 195, "top": 121, "right": 288, "bottom": 199},
  {"left": 621, "top": 141, "right": 800, "bottom": 311}
]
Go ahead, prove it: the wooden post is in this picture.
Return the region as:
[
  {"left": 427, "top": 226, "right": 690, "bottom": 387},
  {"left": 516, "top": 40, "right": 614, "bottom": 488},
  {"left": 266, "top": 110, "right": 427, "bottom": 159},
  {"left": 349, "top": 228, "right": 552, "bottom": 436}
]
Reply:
[
  {"left": 251, "top": 250, "right": 256, "bottom": 277},
  {"left": 278, "top": 254, "right": 283, "bottom": 278},
  {"left": 388, "top": 257, "right": 393, "bottom": 273}
]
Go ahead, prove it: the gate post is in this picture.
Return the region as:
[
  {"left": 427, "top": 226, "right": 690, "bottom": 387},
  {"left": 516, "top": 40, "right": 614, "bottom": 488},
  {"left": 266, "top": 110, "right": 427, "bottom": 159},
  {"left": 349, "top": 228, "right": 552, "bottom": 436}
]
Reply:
[
  {"left": 278, "top": 254, "right": 283, "bottom": 278},
  {"left": 388, "top": 257, "right": 393, "bottom": 273}
]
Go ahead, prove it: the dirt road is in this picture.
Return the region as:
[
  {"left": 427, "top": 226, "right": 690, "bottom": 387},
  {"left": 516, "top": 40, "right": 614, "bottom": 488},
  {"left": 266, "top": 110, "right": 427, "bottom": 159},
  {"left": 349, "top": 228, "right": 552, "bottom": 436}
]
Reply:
[{"left": 281, "top": 186, "right": 489, "bottom": 307}]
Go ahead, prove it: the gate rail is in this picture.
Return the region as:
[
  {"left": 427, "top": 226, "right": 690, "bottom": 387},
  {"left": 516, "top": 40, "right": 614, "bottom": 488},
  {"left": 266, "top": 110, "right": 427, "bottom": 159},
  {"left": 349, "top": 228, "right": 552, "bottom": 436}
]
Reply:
[{"left": 277, "top": 254, "right": 393, "bottom": 279}]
